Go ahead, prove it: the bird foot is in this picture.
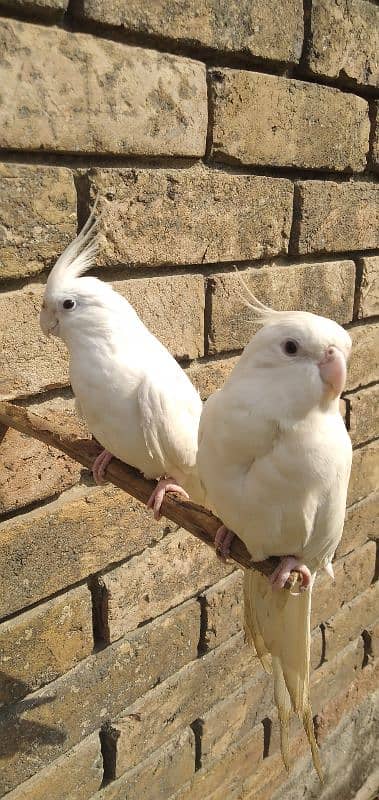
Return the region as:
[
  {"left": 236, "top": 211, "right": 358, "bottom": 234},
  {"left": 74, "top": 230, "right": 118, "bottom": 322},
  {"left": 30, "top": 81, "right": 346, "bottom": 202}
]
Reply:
[
  {"left": 147, "top": 478, "right": 189, "bottom": 521},
  {"left": 269, "top": 556, "right": 312, "bottom": 591},
  {"left": 215, "top": 525, "right": 235, "bottom": 560},
  {"left": 92, "top": 449, "right": 113, "bottom": 485}
]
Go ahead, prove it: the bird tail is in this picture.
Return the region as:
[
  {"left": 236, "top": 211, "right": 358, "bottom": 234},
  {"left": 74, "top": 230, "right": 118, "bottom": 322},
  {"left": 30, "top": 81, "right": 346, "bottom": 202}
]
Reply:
[{"left": 244, "top": 570, "right": 322, "bottom": 780}]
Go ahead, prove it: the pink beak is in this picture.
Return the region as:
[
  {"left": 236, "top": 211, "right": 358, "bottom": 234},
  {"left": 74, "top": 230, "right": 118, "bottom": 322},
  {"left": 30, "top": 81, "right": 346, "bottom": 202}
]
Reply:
[{"left": 318, "top": 346, "right": 347, "bottom": 397}]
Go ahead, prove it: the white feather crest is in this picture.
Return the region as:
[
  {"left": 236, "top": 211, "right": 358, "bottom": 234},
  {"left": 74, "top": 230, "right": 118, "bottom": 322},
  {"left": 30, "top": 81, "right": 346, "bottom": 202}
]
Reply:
[
  {"left": 234, "top": 268, "right": 278, "bottom": 324},
  {"left": 46, "top": 198, "right": 101, "bottom": 291}
]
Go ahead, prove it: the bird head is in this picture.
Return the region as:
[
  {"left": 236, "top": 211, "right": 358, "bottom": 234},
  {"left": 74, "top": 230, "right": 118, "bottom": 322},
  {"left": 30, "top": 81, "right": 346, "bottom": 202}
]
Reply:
[
  {"left": 237, "top": 277, "right": 352, "bottom": 413},
  {"left": 40, "top": 206, "right": 131, "bottom": 347}
]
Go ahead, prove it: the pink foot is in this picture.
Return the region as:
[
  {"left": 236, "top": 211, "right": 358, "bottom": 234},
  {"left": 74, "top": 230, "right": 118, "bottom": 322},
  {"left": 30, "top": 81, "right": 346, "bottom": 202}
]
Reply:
[
  {"left": 147, "top": 478, "right": 189, "bottom": 521},
  {"left": 215, "top": 525, "right": 235, "bottom": 559},
  {"left": 269, "top": 556, "right": 312, "bottom": 591},
  {"left": 92, "top": 449, "right": 113, "bottom": 485}
]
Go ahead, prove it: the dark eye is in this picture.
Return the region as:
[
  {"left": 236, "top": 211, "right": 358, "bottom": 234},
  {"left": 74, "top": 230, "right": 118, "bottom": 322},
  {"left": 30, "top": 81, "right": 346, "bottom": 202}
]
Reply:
[
  {"left": 63, "top": 299, "right": 76, "bottom": 310},
  {"left": 282, "top": 339, "right": 299, "bottom": 356}
]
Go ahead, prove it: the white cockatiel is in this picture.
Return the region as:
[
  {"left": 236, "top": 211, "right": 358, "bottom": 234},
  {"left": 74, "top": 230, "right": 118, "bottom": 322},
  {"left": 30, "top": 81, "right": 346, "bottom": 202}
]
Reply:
[
  {"left": 39, "top": 210, "right": 204, "bottom": 516},
  {"left": 197, "top": 290, "right": 352, "bottom": 777}
]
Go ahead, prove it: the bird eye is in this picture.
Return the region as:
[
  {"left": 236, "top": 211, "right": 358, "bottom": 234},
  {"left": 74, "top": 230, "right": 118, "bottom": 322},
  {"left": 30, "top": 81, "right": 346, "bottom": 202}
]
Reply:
[
  {"left": 282, "top": 339, "right": 299, "bottom": 356},
  {"left": 62, "top": 299, "right": 76, "bottom": 310}
]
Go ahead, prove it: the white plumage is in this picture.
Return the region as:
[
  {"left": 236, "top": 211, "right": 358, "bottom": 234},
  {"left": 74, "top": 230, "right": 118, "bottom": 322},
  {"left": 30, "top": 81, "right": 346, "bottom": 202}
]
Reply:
[
  {"left": 40, "top": 210, "right": 204, "bottom": 513},
  {"left": 197, "top": 287, "right": 352, "bottom": 776}
]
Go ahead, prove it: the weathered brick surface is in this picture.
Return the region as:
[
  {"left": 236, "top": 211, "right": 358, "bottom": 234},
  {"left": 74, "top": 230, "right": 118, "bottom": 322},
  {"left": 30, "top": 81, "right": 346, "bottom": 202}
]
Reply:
[
  {"left": 336, "top": 493, "right": 378, "bottom": 559},
  {"left": 356, "top": 257, "right": 379, "bottom": 319},
  {"left": 0, "top": 274, "right": 204, "bottom": 397},
  {"left": 0, "top": 585, "right": 93, "bottom": 705},
  {"left": 0, "top": 165, "right": 76, "bottom": 282},
  {"left": 0, "top": 393, "right": 86, "bottom": 515},
  {"left": 102, "top": 528, "right": 233, "bottom": 641},
  {"left": 307, "top": 0, "right": 379, "bottom": 88},
  {"left": 312, "top": 541, "right": 376, "bottom": 627},
  {"left": 0, "top": 20, "right": 207, "bottom": 156},
  {"left": 76, "top": 0, "right": 304, "bottom": 64},
  {"left": 373, "top": 104, "right": 379, "bottom": 170},
  {"left": 109, "top": 633, "right": 258, "bottom": 777},
  {"left": 0, "top": 0, "right": 68, "bottom": 16},
  {"left": 207, "top": 261, "right": 355, "bottom": 353},
  {"left": 4, "top": 733, "right": 102, "bottom": 800},
  {"left": 0, "top": 600, "right": 199, "bottom": 794},
  {"left": 89, "top": 168, "right": 293, "bottom": 267},
  {"left": 347, "top": 323, "right": 379, "bottom": 391},
  {"left": 323, "top": 583, "right": 379, "bottom": 662},
  {"left": 186, "top": 355, "right": 239, "bottom": 400},
  {"left": 210, "top": 70, "right": 369, "bottom": 171},
  {"left": 347, "top": 385, "right": 379, "bottom": 446},
  {"left": 291, "top": 181, "right": 379, "bottom": 255},
  {"left": 97, "top": 729, "right": 195, "bottom": 800},
  {"left": 348, "top": 441, "right": 379, "bottom": 506},
  {"left": 200, "top": 571, "right": 244, "bottom": 651},
  {"left": 0, "top": 486, "right": 175, "bottom": 619}
]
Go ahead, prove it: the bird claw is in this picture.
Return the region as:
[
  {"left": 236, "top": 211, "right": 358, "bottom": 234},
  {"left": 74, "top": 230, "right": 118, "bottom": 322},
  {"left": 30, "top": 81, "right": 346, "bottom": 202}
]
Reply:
[
  {"left": 92, "top": 449, "right": 113, "bottom": 485},
  {"left": 147, "top": 478, "right": 189, "bottom": 521},
  {"left": 215, "top": 525, "right": 235, "bottom": 560},
  {"left": 269, "top": 556, "right": 312, "bottom": 592}
]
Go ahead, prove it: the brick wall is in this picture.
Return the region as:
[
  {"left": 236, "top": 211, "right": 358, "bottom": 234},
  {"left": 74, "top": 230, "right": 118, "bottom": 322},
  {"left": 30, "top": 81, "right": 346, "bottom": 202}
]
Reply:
[{"left": 0, "top": 1, "right": 378, "bottom": 798}]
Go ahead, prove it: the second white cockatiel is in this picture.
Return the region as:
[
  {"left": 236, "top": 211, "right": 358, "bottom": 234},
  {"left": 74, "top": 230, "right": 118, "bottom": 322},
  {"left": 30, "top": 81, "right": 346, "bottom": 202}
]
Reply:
[
  {"left": 39, "top": 210, "right": 204, "bottom": 516},
  {"left": 197, "top": 289, "right": 352, "bottom": 776}
]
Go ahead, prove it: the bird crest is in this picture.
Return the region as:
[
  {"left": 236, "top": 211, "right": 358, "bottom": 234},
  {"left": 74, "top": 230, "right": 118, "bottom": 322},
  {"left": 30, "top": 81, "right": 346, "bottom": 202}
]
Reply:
[
  {"left": 234, "top": 268, "right": 278, "bottom": 325},
  {"left": 46, "top": 198, "right": 101, "bottom": 292}
]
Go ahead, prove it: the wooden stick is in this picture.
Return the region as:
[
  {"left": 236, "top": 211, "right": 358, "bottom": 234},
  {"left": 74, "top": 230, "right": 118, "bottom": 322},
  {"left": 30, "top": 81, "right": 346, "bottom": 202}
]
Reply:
[{"left": 0, "top": 399, "right": 280, "bottom": 579}]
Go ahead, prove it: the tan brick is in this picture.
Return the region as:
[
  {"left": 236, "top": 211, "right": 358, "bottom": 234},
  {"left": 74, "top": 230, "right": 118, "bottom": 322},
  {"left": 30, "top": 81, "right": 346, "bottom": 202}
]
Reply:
[
  {"left": 291, "top": 181, "right": 379, "bottom": 255},
  {"left": 314, "top": 662, "right": 379, "bottom": 747},
  {"left": 337, "top": 493, "right": 379, "bottom": 559},
  {"left": 347, "top": 385, "right": 379, "bottom": 446},
  {"left": 200, "top": 571, "right": 244, "bottom": 651},
  {"left": 357, "top": 257, "right": 379, "bottom": 319},
  {"left": 102, "top": 528, "right": 233, "bottom": 641},
  {"left": 186, "top": 355, "right": 238, "bottom": 401},
  {"left": 77, "top": 0, "right": 303, "bottom": 65},
  {"left": 0, "top": 165, "right": 76, "bottom": 282},
  {"left": 307, "top": 0, "right": 379, "bottom": 88},
  {"left": 0, "top": 486, "right": 175, "bottom": 619},
  {"left": 311, "top": 638, "right": 364, "bottom": 714},
  {"left": 312, "top": 541, "right": 376, "bottom": 627},
  {"left": 323, "top": 583, "right": 379, "bottom": 663},
  {"left": 0, "top": 393, "right": 86, "bottom": 515},
  {"left": 348, "top": 442, "right": 379, "bottom": 506},
  {"left": 370, "top": 620, "right": 379, "bottom": 659},
  {"left": 4, "top": 732, "right": 102, "bottom": 800},
  {"left": 0, "top": 600, "right": 199, "bottom": 794},
  {"left": 89, "top": 167, "right": 293, "bottom": 267},
  {"left": 207, "top": 261, "right": 355, "bottom": 354},
  {"left": 0, "top": 0, "right": 68, "bottom": 16},
  {"left": 0, "top": 274, "right": 204, "bottom": 397},
  {"left": 98, "top": 729, "right": 195, "bottom": 800},
  {"left": 0, "top": 20, "right": 207, "bottom": 157},
  {"left": 210, "top": 70, "right": 369, "bottom": 171},
  {"left": 373, "top": 103, "right": 379, "bottom": 170},
  {"left": 110, "top": 633, "right": 259, "bottom": 778},
  {"left": 0, "top": 585, "right": 93, "bottom": 706},
  {"left": 347, "top": 323, "right": 379, "bottom": 391}
]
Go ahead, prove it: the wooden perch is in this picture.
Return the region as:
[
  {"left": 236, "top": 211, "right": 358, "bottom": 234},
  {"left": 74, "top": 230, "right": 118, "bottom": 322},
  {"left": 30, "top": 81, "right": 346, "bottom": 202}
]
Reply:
[{"left": 0, "top": 399, "right": 280, "bottom": 579}]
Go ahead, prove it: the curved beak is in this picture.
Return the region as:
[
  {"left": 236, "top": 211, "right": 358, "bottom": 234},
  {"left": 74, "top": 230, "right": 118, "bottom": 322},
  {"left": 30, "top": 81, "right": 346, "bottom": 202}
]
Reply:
[
  {"left": 39, "top": 306, "right": 59, "bottom": 338},
  {"left": 318, "top": 346, "right": 347, "bottom": 398}
]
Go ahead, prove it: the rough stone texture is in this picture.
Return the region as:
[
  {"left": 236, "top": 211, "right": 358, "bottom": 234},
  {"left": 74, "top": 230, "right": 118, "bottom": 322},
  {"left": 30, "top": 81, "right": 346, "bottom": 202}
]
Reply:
[
  {"left": 291, "top": 181, "right": 379, "bottom": 255},
  {"left": 207, "top": 261, "right": 355, "bottom": 354},
  {"left": 347, "top": 323, "right": 379, "bottom": 391},
  {"left": 101, "top": 528, "right": 233, "bottom": 641},
  {"left": 0, "top": 486, "right": 176, "bottom": 619},
  {"left": 312, "top": 541, "right": 376, "bottom": 627},
  {"left": 0, "top": 600, "right": 199, "bottom": 794},
  {"left": 89, "top": 168, "right": 293, "bottom": 267},
  {"left": 108, "top": 633, "right": 258, "bottom": 777},
  {"left": 0, "top": 393, "right": 86, "bottom": 515},
  {"left": 307, "top": 0, "right": 379, "bottom": 88},
  {"left": 0, "top": 0, "right": 68, "bottom": 17},
  {"left": 97, "top": 729, "right": 195, "bottom": 800},
  {"left": 323, "top": 582, "right": 379, "bottom": 662},
  {"left": 0, "top": 274, "right": 204, "bottom": 397},
  {"left": 76, "top": 0, "right": 304, "bottom": 65},
  {"left": 348, "top": 441, "right": 379, "bottom": 506},
  {"left": 210, "top": 70, "right": 369, "bottom": 171},
  {"left": 0, "top": 585, "right": 93, "bottom": 705},
  {"left": 356, "top": 257, "right": 379, "bottom": 319},
  {"left": 4, "top": 733, "right": 102, "bottom": 800},
  {"left": 186, "top": 355, "right": 238, "bottom": 400},
  {"left": 373, "top": 104, "right": 379, "bottom": 171},
  {"left": 347, "top": 385, "right": 379, "bottom": 446},
  {"left": 0, "top": 20, "right": 207, "bottom": 156},
  {"left": 200, "top": 571, "right": 244, "bottom": 651},
  {"left": 337, "top": 493, "right": 379, "bottom": 559},
  {"left": 0, "top": 165, "right": 76, "bottom": 282}
]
